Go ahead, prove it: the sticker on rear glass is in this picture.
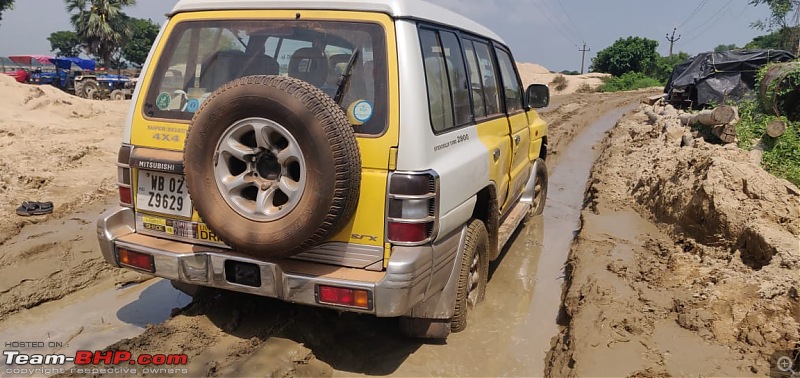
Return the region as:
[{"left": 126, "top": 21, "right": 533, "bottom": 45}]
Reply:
[
  {"left": 156, "top": 92, "right": 171, "bottom": 110},
  {"left": 185, "top": 98, "right": 200, "bottom": 113},
  {"left": 347, "top": 100, "right": 373, "bottom": 125}
]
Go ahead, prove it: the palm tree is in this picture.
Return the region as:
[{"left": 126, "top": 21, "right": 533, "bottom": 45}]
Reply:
[{"left": 66, "top": 0, "right": 136, "bottom": 68}]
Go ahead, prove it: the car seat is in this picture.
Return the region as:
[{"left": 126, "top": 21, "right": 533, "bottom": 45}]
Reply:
[{"left": 288, "top": 47, "right": 328, "bottom": 87}]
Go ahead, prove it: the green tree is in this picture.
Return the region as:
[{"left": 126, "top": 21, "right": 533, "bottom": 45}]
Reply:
[
  {"left": 654, "top": 52, "right": 690, "bottom": 84},
  {"left": 745, "top": 26, "right": 800, "bottom": 50},
  {"left": 0, "top": 0, "right": 13, "bottom": 23},
  {"left": 66, "top": 0, "right": 136, "bottom": 68},
  {"left": 714, "top": 44, "right": 738, "bottom": 52},
  {"left": 121, "top": 18, "right": 159, "bottom": 67},
  {"left": 48, "top": 30, "right": 83, "bottom": 57},
  {"left": 590, "top": 36, "right": 660, "bottom": 77},
  {"left": 749, "top": 0, "right": 800, "bottom": 52}
]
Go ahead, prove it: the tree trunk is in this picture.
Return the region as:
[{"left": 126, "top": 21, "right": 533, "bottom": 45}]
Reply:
[
  {"left": 711, "top": 124, "right": 737, "bottom": 144},
  {"left": 680, "top": 105, "right": 739, "bottom": 126},
  {"left": 766, "top": 119, "right": 787, "bottom": 138}
]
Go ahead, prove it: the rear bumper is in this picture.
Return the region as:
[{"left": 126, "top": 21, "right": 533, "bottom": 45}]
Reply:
[{"left": 96, "top": 207, "right": 457, "bottom": 317}]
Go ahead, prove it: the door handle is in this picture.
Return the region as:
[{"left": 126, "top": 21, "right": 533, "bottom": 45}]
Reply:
[
  {"left": 493, "top": 148, "right": 500, "bottom": 161},
  {"left": 514, "top": 135, "right": 521, "bottom": 145}
]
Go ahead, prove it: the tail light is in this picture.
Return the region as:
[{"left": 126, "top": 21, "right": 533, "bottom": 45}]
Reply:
[
  {"left": 316, "top": 285, "right": 371, "bottom": 309},
  {"left": 117, "top": 145, "right": 133, "bottom": 206},
  {"left": 117, "top": 248, "right": 154, "bottom": 272},
  {"left": 386, "top": 171, "right": 439, "bottom": 245}
]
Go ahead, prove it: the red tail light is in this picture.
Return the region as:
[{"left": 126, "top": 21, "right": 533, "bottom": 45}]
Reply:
[
  {"left": 118, "top": 248, "right": 154, "bottom": 272},
  {"left": 317, "top": 285, "right": 370, "bottom": 309},
  {"left": 119, "top": 186, "right": 132, "bottom": 206},
  {"left": 117, "top": 145, "right": 133, "bottom": 208},
  {"left": 386, "top": 171, "right": 438, "bottom": 245}
]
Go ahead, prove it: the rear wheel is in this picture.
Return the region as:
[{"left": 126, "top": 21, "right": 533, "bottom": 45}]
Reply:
[
  {"left": 451, "top": 219, "right": 489, "bottom": 333},
  {"left": 81, "top": 79, "right": 100, "bottom": 99}
]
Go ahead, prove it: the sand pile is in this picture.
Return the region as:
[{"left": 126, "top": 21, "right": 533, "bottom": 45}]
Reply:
[
  {"left": 549, "top": 104, "right": 800, "bottom": 376},
  {"left": 0, "top": 75, "right": 129, "bottom": 243},
  {"left": 516, "top": 62, "right": 609, "bottom": 95}
]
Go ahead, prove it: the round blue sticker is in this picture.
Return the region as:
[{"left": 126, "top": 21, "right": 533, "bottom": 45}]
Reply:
[
  {"left": 185, "top": 98, "right": 200, "bottom": 113},
  {"left": 352, "top": 100, "right": 373, "bottom": 123}
]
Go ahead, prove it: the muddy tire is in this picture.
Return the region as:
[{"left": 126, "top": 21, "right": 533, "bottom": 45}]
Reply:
[
  {"left": 110, "top": 89, "right": 125, "bottom": 101},
  {"left": 184, "top": 75, "right": 361, "bottom": 258},
  {"left": 451, "top": 219, "right": 489, "bottom": 333},
  {"left": 81, "top": 79, "right": 99, "bottom": 99},
  {"left": 530, "top": 158, "right": 548, "bottom": 216}
]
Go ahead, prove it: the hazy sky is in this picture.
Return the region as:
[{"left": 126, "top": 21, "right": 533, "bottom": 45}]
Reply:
[{"left": 0, "top": 0, "right": 776, "bottom": 71}]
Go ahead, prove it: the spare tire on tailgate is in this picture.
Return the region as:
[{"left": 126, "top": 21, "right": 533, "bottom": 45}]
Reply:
[{"left": 184, "top": 75, "right": 361, "bottom": 258}]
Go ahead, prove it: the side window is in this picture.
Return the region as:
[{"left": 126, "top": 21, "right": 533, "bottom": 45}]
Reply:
[
  {"left": 495, "top": 48, "right": 523, "bottom": 112},
  {"left": 419, "top": 28, "right": 471, "bottom": 133},
  {"left": 473, "top": 41, "right": 502, "bottom": 117},
  {"left": 463, "top": 41, "right": 486, "bottom": 118}
]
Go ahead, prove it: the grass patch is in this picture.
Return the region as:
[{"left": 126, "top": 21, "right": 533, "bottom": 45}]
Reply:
[
  {"left": 737, "top": 99, "right": 800, "bottom": 186},
  {"left": 550, "top": 74, "right": 568, "bottom": 92},
  {"left": 599, "top": 72, "right": 661, "bottom": 92}
]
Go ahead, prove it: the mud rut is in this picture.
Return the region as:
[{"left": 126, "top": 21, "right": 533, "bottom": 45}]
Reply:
[{"left": 0, "top": 90, "right": 657, "bottom": 377}]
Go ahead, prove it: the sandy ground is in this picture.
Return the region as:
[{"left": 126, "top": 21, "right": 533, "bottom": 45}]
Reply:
[
  {"left": 517, "top": 62, "right": 608, "bottom": 95},
  {"left": 546, "top": 104, "right": 800, "bottom": 376},
  {"left": 6, "top": 62, "right": 795, "bottom": 377},
  {"left": 0, "top": 75, "right": 144, "bottom": 322}
]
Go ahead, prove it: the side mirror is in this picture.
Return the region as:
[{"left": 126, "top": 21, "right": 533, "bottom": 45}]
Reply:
[{"left": 525, "top": 84, "right": 550, "bottom": 109}]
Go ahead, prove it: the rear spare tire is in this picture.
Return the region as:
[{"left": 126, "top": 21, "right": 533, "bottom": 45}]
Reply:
[{"left": 184, "top": 75, "right": 361, "bottom": 258}]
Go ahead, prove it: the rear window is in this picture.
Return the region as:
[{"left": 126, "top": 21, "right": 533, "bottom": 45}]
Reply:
[{"left": 143, "top": 19, "right": 389, "bottom": 135}]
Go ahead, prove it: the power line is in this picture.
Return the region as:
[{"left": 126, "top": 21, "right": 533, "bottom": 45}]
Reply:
[
  {"left": 555, "top": 0, "right": 584, "bottom": 41},
  {"left": 531, "top": 0, "right": 581, "bottom": 43},
  {"left": 678, "top": 0, "right": 709, "bottom": 28},
  {"left": 684, "top": 0, "right": 734, "bottom": 39}
]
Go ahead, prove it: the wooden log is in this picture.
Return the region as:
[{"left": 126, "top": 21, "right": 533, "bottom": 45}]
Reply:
[
  {"left": 680, "top": 105, "right": 739, "bottom": 126},
  {"left": 644, "top": 108, "right": 660, "bottom": 123},
  {"left": 711, "top": 123, "right": 737, "bottom": 144},
  {"left": 766, "top": 119, "right": 787, "bottom": 138}
]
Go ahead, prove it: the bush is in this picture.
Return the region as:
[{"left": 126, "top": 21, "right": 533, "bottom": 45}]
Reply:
[
  {"left": 736, "top": 99, "right": 800, "bottom": 186},
  {"left": 576, "top": 82, "right": 596, "bottom": 93},
  {"left": 551, "top": 74, "right": 568, "bottom": 92},
  {"left": 599, "top": 72, "right": 662, "bottom": 92}
]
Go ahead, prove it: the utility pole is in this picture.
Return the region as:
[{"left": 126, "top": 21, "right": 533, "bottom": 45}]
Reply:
[
  {"left": 666, "top": 28, "right": 681, "bottom": 57},
  {"left": 578, "top": 42, "right": 590, "bottom": 74}
]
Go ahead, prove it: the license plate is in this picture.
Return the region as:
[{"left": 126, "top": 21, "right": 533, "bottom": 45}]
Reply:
[{"left": 136, "top": 170, "right": 192, "bottom": 218}]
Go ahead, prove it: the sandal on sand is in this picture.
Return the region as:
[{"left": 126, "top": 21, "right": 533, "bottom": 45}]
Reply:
[{"left": 16, "top": 201, "right": 54, "bottom": 216}]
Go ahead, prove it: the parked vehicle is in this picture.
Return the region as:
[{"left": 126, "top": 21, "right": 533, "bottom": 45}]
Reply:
[{"left": 97, "top": 0, "right": 549, "bottom": 339}]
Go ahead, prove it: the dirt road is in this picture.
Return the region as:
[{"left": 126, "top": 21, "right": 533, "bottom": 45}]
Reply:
[{"left": 0, "top": 86, "right": 655, "bottom": 377}]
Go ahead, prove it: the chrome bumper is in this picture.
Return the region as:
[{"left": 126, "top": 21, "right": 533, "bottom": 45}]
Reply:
[{"left": 96, "top": 207, "right": 460, "bottom": 317}]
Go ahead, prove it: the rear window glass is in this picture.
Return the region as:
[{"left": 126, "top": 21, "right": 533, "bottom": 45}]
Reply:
[{"left": 144, "top": 19, "right": 389, "bottom": 135}]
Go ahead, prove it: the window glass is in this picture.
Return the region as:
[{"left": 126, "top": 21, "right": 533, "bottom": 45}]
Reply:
[
  {"left": 419, "top": 28, "right": 471, "bottom": 132},
  {"left": 463, "top": 40, "right": 485, "bottom": 118},
  {"left": 439, "top": 31, "right": 471, "bottom": 126},
  {"left": 144, "top": 20, "right": 389, "bottom": 135},
  {"left": 419, "top": 29, "right": 454, "bottom": 132},
  {"left": 496, "top": 48, "right": 523, "bottom": 112},
  {"left": 473, "top": 41, "right": 502, "bottom": 116}
]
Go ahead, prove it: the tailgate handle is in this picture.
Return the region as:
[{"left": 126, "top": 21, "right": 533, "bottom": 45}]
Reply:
[{"left": 514, "top": 135, "right": 521, "bottom": 145}]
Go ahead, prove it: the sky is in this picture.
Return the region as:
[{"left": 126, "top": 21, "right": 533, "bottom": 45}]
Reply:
[{"left": 0, "top": 0, "right": 777, "bottom": 72}]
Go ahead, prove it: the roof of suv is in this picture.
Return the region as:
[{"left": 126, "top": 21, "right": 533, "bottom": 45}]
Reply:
[{"left": 168, "top": 0, "right": 504, "bottom": 43}]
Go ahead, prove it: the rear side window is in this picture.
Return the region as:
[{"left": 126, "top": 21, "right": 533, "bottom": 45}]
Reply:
[
  {"left": 419, "top": 28, "right": 471, "bottom": 133},
  {"left": 495, "top": 48, "right": 523, "bottom": 113},
  {"left": 472, "top": 41, "right": 502, "bottom": 117}
]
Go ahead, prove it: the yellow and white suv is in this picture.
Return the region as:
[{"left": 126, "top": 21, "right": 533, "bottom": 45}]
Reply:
[{"left": 97, "top": 0, "right": 549, "bottom": 338}]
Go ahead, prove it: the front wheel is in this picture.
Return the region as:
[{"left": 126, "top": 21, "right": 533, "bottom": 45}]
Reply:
[
  {"left": 451, "top": 219, "right": 489, "bottom": 333},
  {"left": 529, "top": 158, "right": 548, "bottom": 216}
]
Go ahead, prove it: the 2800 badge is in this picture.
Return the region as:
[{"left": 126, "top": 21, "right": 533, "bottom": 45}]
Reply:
[{"left": 136, "top": 171, "right": 192, "bottom": 218}]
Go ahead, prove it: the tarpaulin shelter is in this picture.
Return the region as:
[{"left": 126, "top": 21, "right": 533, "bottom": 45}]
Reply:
[
  {"left": 9, "top": 55, "right": 54, "bottom": 66},
  {"left": 48, "top": 57, "right": 96, "bottom": 71},
  {"left": 665, "top": 49, "right": 796, "bottom": 108}
]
